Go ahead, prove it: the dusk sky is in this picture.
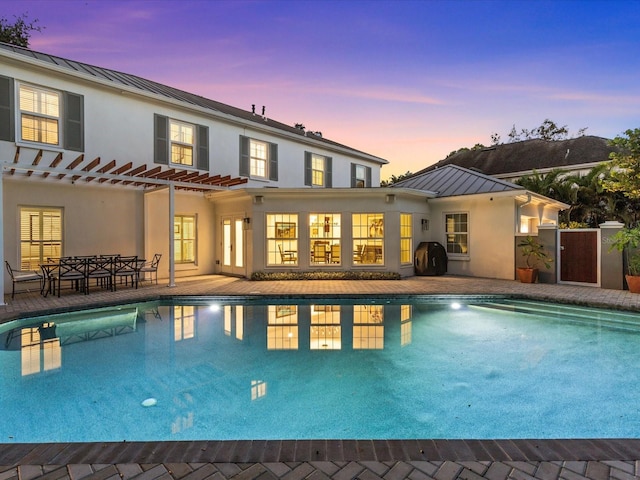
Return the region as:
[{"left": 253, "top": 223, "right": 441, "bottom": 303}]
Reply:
[{"left": 3, "top": 0, "right": 640, "bottom": 180}]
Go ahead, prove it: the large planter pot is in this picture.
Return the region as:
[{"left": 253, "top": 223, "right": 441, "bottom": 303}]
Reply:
[
  {"left": 625, "top": 274, "right": 640, "bottom": 293},
  {"left": 517, "top": 267, "right": 538, "bottom": 283}
]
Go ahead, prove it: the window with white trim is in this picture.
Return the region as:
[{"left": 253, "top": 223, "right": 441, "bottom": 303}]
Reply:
[
  {"left": 19, "top": 84, "right": 60, "bottom": 145},
  {"left": 174, "top": 215, "right": 196, "bottom": 263},
  {"left": 445, "top": 212, "right": 469, "bottom": 255},
  {"left": 400, "top": 213, "right": 412, "bottom": 264},
  {"left": 250, "top": 139, "right": 268, "bottom": 178},
  {"left": 20, "top": 207, "right": 63, "bottom": 269},
  {"left": 352, "top": 213, "right": 384, "bottom": 264},
  {"left": 266, "top": 214, "right": 298, "bottom": 266},
  {"left": 170, "top": 119, "right": 195, "bottom": 166}
]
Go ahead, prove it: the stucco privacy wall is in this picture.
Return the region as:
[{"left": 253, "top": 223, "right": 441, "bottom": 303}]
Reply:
[
  {"left": 1, "top": 58, "right": 382, "bottom": 188},
  {"left": 144, "top": 189, "right": 217, "bottom": 279},
  {"left": 3, "top": 179, "right": 143, "bottom": 268},
  {"left": 429, "top": 194, "right": 519, "bottom": 280},
  {"left": 211, "top": 189, "right": 432, "bottom": 277}
]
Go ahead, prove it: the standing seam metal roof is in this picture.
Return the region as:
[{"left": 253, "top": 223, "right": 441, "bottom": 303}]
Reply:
[
  {"left": 392, "top": 164, "right": 523, "bottom": 197},
  {"left": 0, "top": 42, "right": 387, "bottom": 164}
]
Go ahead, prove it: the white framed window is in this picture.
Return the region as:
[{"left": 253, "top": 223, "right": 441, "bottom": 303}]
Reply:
[
  {"left": 311, "top": 155, "right": 325, "bottom": 186},
  {"left": 250, "top": 139, "right": 268, "bottom": 178},
  {"left": 170, "top": 119, "right": 195, "bottom": 166},
  {"left": 266, "top": 214, "right": 298, "bottom": 266},
  {"left": 20, "top": 207, "right": 63, "bottom": 269},
  {"left": 400, "top": 213, "right": 412, "bottom": 264},
  {"left": 19, "top": 84, "right": 60, "bottom": 146},
  {"left": 309, "top": 213, "right": 341, "bottom": 265},
  {"left": 445, "top": 212, "right": 469, "bottom": 256},
  {"left": 174, "top": 215, "right": 196, "bottom": 263},
  {"left": 352, "top": 213, "right": 384, "bottom": 264}
]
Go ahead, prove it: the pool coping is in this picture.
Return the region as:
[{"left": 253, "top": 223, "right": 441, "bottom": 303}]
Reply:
[{"left": 2, "top": 438, "right": 640, "bottom": 465}]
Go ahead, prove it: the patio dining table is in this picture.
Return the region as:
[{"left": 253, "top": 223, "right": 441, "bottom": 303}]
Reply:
[{"left": 39, "top": 255, "right": 145, "bottom": 297}]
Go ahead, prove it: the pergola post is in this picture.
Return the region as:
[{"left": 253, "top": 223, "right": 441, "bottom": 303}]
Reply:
[{"left": 168, "top": 182, "right": 176, "bottom": 287}]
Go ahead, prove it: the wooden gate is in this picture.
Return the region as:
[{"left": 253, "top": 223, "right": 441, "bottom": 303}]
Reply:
[{"left": 559, "top": 229, "right": 599, "bottom": 286}]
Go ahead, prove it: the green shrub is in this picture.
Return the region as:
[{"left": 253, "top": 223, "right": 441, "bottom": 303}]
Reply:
[{"left": 250, "top": 271, "right": 402, "bottom": 281}]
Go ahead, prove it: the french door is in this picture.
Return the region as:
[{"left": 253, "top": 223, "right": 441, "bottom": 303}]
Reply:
[{"left": 221, "top": 216, "right": 245, "bottom": 276}]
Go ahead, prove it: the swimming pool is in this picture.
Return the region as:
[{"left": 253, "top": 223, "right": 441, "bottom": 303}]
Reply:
[{"left": 1, "top": 296, "right": 639, "bottom": 442}]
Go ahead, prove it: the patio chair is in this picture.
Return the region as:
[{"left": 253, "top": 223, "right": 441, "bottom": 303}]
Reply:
[
  {"left": 85, "top": 256, "right": 113, "bottom": 293},
  {"left": 278, "top": 245, "right": 297, "bottom": 264},
  {"left": 55, "top": 257, "right": 86, "bottom": 297},
  {"left": 112, "top": 255, "right": 139, "bottom": 290},
  {"left": 139, "top": 254, "right": 161, "bottom": 284},
  {"left": 5, "top": 261, "right": 44, "bottom": 299}
]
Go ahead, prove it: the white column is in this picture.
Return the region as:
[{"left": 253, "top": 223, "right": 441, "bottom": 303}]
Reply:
[{"left": 168, "top": 183, "right": 176, "bottom": 287}]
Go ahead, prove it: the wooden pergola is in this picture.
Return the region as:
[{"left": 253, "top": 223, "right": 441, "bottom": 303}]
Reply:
[{"left": 0, "top": 147, "right": 248, "bottom": 300}]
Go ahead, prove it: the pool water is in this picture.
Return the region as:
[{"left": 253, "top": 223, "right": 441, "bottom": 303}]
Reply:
[{"left": 1, "top": 297, "right": 639, "bottom": 442}]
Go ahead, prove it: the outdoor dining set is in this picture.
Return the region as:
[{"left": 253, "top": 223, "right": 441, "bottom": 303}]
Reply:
[{"left": 5, "top": 254, "right": 161, "bottom": 299}]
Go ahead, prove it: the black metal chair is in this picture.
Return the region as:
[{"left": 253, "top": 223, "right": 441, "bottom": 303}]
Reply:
[
  {"left": 85, "top": 256, "right": 113, "bottom": 293},
  {"left": 112, "top": 256, "right": 139, "bottom": 291},
  {"left": 5, "top": 261, "right": 44, "bottom": 299},
  {"left": 55, "top": 257, "right": 86, "bottom": 297},
  {"left": 139, "top": 253, "right": 161, "bottom": 284}
]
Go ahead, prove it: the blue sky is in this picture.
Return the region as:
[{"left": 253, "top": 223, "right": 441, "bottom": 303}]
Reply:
[{"left": 4, "top": 0, "right": 640, "bottom": 179}]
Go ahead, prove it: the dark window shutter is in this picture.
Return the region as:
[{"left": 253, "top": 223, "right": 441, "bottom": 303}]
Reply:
[
  {"left": 304, "top": 151, "right": 312, "bottom": 186},
  {"left": 326, "top": 157, "right": 332, "bottom": 188},
  {"left": 154, "top": 114, "right": 169, "bottom": 165},
  {"left": 63, "top": 91, "right": 84, "bottom": 151},
  {"left": 350, "top": 163, "right": 357, "bottom": 188},
  {"left": 0, "top": 75, "right": 14, "bottom": 142},
  {"left": 197, "top": 124, "right": 209, "bottom": 170},
  {"left": 365, "top": 166, "right": 372, "bottom": 187},
  {"left": 239, "top": 135, "right": 250, "bottom": 176},
  {"left": 269, "top": 142, "right": 278, "bottom": 181}
]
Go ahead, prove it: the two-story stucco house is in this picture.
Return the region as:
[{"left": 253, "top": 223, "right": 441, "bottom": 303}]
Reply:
[{"left": 0, "top": 42, "right": 567, "bottom": 296}]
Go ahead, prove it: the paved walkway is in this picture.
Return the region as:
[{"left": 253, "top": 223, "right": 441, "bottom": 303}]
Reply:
[{"left": 1, "top": 275, "right": 640, "bottom": 479}]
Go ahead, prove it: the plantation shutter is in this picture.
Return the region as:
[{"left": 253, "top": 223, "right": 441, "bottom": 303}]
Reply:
[
  {"left": 196, "top": 124, "right": 209, "bottom": 170},
  {"left": 63, "top": 92, "right": 84, "bottom": 151},
  {"left": 0, "top": 75, "right": 14, "bottom": 142},
  {"left": 326, "top": 157, "right": 332, "bottom": 188},
  {"left": 239, "top": 135, "right": 250, "bottom": 176},
  {"left": 304, "top": 151, "right": 312, "bottom": 186},
  {"left": 154, "top": 114, "right": 169, "bottom": 165},
  {"left": 19, "top": 208, "right": 62, "bottom": 269},
  {"left": 268, "top": 142, "right": 278, "bottom": 181}
]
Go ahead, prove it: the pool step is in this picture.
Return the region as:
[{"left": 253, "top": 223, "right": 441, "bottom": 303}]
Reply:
[{"left": 470, "top": 300, "right": 640, "bottom": 331}]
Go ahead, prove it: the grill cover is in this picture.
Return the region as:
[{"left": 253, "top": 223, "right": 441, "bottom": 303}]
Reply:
[{"left": 414, "top": 242, "right": 447, "bottom": 276}]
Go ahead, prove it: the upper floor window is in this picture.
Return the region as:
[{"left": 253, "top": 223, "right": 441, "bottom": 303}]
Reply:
[
  {"left": 250, "top": 139, "right": 268, "bottom": 178},
  {"left": 305, "top": 152, "right": 332, "bottom": 187},
  {"left": 170, "top": 120, "right": 194, "bottom": 166},
  {"left": 445, "top": 212, "right": 469, "bottom": 256},
  {"left": 2, "top": 78, "right": 84, "bottom": 151},
  {"left": 240, "top": 135, "right": 278, "bottom": 181},
  {"left": 154, "top": 114, "right": 208, "bottom": 170},
  {"left": 19, "top": 84, "right": 60, "bottom": 145},
  {"left": 351, "top": 163, "right": 371, "bottom": 188}
]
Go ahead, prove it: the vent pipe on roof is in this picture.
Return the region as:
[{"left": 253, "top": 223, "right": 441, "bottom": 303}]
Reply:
[{"left": 252, "top": 104, "right": 255, "bottom": 115}]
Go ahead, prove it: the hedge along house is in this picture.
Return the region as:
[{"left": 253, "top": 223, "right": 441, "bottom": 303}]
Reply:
[{"left": 0, "top": 42, "right": 567, "bottom": 295}]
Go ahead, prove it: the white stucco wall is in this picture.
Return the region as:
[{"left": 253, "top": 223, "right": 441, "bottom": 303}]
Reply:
[
  {"left": 428, "top": 194, "right": 518, "bottom": 280},
  {"left": 1, "top": 56, "right": 384, "bottom": 189}
]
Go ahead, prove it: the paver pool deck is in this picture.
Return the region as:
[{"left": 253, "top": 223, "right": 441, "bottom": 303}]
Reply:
[{"left": 1, "top": 275, "right": 639, "bottom": 480}]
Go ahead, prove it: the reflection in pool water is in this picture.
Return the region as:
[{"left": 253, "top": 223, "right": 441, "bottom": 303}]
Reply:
[{"left": 1, "top": 297, "right": 639, "bottom": 442}]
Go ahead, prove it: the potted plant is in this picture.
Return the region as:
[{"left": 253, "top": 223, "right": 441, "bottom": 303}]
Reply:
[
  {"left": 516, "top": 235, "right": 553, "bottom": 283},
  {"left": 608, "top": 226, "right": 640, "bottom": 293}
]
